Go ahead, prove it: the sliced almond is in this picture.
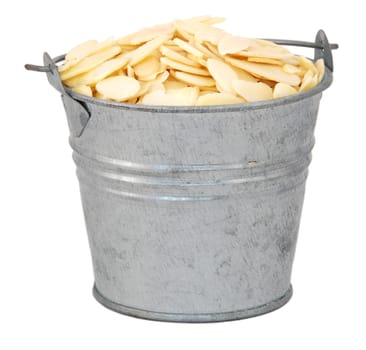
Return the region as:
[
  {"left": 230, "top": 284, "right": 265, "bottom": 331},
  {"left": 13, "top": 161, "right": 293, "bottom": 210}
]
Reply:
[
  {"left": 60, "top": 46, "right": 122, "bottom": 81},
  {"left": 299, "top": 70, "right": 318, "bottom": 92},
  {"left": 96, "top": 76, "right": 141, "bottom": 101},
  {"left": 94, "top": 91, "right": 109, "bottom": 100},
  {"left": 118, "top": 23, "right": 175, "bottom": 45},
  {"left": 191, "top": 40, "right": 220, "bottom": 59},
  {"left": 206, "top": 58, "right": 238, "bottom": 94},
  {"left": 232, "top": 79, "right": 273, "bottom": 102},
  {"left": 204, "top": 42, "right": 220, "bottom": 56},
  {"left": 231, "top": 66, "right": 258, "bottom": 82},
  {"left": 63, "top": 55, "right": 128, "bottom": 87},
  {"left": 188, "top": 16, "right": 226, "bottom": 25},
  {"left": 248, "top": 57, "right": 283, "bottom": 65},
  {"left": 176, "top": 20, "right": 225, "bottom": 45},
  {"left": 196, "top": 92, "right": 245, "bottom": 105},
  {"left": 283, "top": 63, "right": 303, "bottom": 75},
  {"left": 161, "top": 56, "right": 209, "bottom": 76},
  {"left": 253, "top": 39, "right": 290, "bottom": 52},
  {"left": 128, "top": 36, "right": 168, "bottom": 66},
  {"left": 65, "top": 40, "right": 98, "bottom": 62},
  {"left": 171, "top": 71, "right": 216, "bottom": 87},
  {"left": 164, "top": 80, "right": 188, "bottom": 90},
  {"left": 174, "top": 25, "right": 194, "bottom": 42},
  {"left": 273, "top": 82, "right": 298, "bottom": 98},
  {"left": 299, "top": 56, "right": 317, "bottom": 74},
  {"left": 134, "top": 56, "right": 161, "bottom": 79},
  {"left": 127, "top": 65, "right": 135, "bottom": 77},
  {"left": 315, "top": 58, "right": 325, "bottom": 83},
  {"left": 160, "top": 46, "right": 201, "bottom": 67},
  {"left": 226, "top": 57, "right": 301, "bottom": 86},
  {"left": 218, "top": 34, "right": 253, "bottom": 55},
  {"left": 70, "top": 85, "right": 93, "bottom": 97},
  {"left": 186, "top": 54, "right": 207, "bottom": 67},
  {"left": 141, "top": 87, "right": 199, "bottom": 106},
  {"left": 172, "top": 38, "right": 204, "bottom": 58}
]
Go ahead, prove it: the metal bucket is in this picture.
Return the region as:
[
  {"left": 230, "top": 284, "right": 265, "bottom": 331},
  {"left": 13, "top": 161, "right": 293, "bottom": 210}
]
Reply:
[{"left": 26, "top": 30, "right": 336, "bottom": 322}]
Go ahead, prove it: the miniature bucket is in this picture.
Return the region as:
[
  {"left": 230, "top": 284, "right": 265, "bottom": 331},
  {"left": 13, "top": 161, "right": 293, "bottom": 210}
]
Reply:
[{"left": 26, "top": 30, "right": 337, "bottom": 322}]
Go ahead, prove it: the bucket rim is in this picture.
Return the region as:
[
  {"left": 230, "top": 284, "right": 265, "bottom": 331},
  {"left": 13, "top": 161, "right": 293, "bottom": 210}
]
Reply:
[{"left": 66, "top": 67, "right": 333, "bottom": 114}]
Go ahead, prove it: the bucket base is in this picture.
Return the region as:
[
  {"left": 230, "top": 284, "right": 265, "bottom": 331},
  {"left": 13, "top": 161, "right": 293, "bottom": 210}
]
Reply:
[{"left": 92, "top": 284, "right": 293, "bottom": 323}]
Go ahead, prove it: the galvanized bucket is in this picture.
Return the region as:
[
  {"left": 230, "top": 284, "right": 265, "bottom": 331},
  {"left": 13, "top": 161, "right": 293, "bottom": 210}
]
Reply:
[{"left": 26, "top": 30, "right": 336, "bottom": 322}]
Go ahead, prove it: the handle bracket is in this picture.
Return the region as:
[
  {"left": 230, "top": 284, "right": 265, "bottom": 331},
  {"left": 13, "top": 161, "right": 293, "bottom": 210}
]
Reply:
[{"left": 25, "top": 53, "right": 91, "bottom": 137}]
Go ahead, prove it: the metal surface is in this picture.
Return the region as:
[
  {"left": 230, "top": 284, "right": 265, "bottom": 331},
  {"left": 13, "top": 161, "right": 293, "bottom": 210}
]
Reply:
[{"left": 26, "top": 30, "right": 336, "bottom": 322}]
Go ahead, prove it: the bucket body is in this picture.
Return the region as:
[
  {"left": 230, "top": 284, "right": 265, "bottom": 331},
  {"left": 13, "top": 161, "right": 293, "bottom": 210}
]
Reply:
[{"left": 64, "top": 68, "right": 332, "bottom": 322}]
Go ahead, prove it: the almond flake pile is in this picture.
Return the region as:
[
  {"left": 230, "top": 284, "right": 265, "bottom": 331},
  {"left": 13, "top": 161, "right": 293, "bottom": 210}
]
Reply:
[{"left": 59, "top": 16, "right": 325, "bottom": 106}]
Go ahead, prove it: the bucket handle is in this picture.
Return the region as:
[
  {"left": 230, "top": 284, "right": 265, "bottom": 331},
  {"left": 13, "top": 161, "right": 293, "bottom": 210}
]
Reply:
[
  {"left": 25, "top": 52, "right": 91, "bottom": 138},
  {"left": 264, "top": 29, "right": 338, "bottom": 71}
]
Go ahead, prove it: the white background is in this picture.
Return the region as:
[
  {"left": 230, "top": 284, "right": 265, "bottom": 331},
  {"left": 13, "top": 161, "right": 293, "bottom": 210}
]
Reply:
[{"left": 2, "top": 0, "right": 365, "bottom": 349}]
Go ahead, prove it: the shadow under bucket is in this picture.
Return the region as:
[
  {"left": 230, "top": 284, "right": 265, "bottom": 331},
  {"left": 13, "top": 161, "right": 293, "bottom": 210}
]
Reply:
[{"left": 26, "top": 30, "right": 336, "bottom": 322}]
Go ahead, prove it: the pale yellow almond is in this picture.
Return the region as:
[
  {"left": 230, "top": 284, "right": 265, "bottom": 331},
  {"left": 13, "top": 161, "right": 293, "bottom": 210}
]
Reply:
[
  {"left": 299, "top": 70, "right": 318, "bottom": 92},
  {"left": 187, "top": 16, "right": 226, "bottom": 25},
  {"left": 273, "top": 82, "right": 298, "bottom": 98},
  {"left": 231, "top": 66, "right": 258, "bottom": 82},
  {"left": 232, "top": 79, "right": 273, "bottom": 102},
  {"left": 247, "top": 57, "right": 283, "bottom": 65},
  {"left": 70, "top": 85, "right": 93, "bottom": 97},
  {"left": 283, "top": 63, "right": 303, "bottom": 75},
  {"left": 161, "top": 57, "right": 209, "bottom": 76},
  {"left": 198, "top": 17, "right": 226, "bottom": 25},
  {"left": 60, "top": 46, "right": 122, "bottom": 81},
  {"left": 260, "top": 79, "right": 277, "bottom": 88},
  {"left": 137, "top": 71, "right": 169, "bottom": 92},
  {"left": 175, "top": 20, "right": 225, "bottom": 45},
  {"left": 196, "top": 92, "right": 245, "bottom": 105},
  {"left": 160, "top": 46, "right": 201, "bottom": 67},
  {"left": 154, "top": 70, "right": 170, "bottom": 84},
  {"left": 171, "top": 71, "right": 216, "bottom": 87},
  {"left": 172, "top": 38, "right": 204, "bottom": 58},
  {"left": 204, "top": 42, "right": 220, "bottom": 56},
  {"left": 65, "top": 40, "right": 98, "bottom": 62},
  {"left": 164, "top": 80, "right": 188, "bottom": 90},
  {"left": 282, "top": 56, "right": 300, "bottom": 65},
  {"left": 218, "top": 35, "right": 253, "bottom": 55},
  {"left": 138, "top": 71, "right": 163, "bottom": 82},
  {"left": 206, "top": 58, "right": 238, "bottom": 94},
  {"left": 299, "top": 56, "right": 317, "bottom": 74},
  {"left": 63, "top": 55, "right": 128, "bottom": 87},
  {"left": 191, "top": 40, "right": 220, "bottom": 59},
  {"left": 134, "top": 56, "right": 161, "bottom": 79},
  {"left": 96, "top": 76, "right": 141, "bottom": 101},
  {"left": 226, "top": 57, "right": 301, "bottom": 86},
  {"left": 137, "top": 80, "right": 165, "bottom": 97},
  {"left": 128, "top": 36, "right": 168, "bottom": 66},
  {"left": 186, "top": 54, "right": 207, "bottom": 67},
  {"left": 233, "top": 48, "right": 294, "bottom": 60},
  {"left": 174, "top": 25, "right": 194, "bottom": 42},
  {"left": 315, "top": 58, "right": 325, "bottom": 82},
  {"left": 118, "top": 23, "right": 175, "bottom": 45},
  {"left": 253, "top": 39, "right": 290, "bottom": 53},
  {"left": 127, "top": 65, "right": 135, "bottom": 77},
  {"left": 199, "top": 86, "right": 218, "bottom": 92},
  {"left": 141, "top": 87, "right": 199, "bottom": 106},
  {"left": 60, "top": 38, "right": 117, "bottom": 73},
  {"left": 94, "top": 91, "right": 109, "bottom": 100},
  {"left": 199, "top": 90, "right": 216, "bottom": 96},
  {"left": 119, "top": 44, "right": 140, "bottom": 51}
]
